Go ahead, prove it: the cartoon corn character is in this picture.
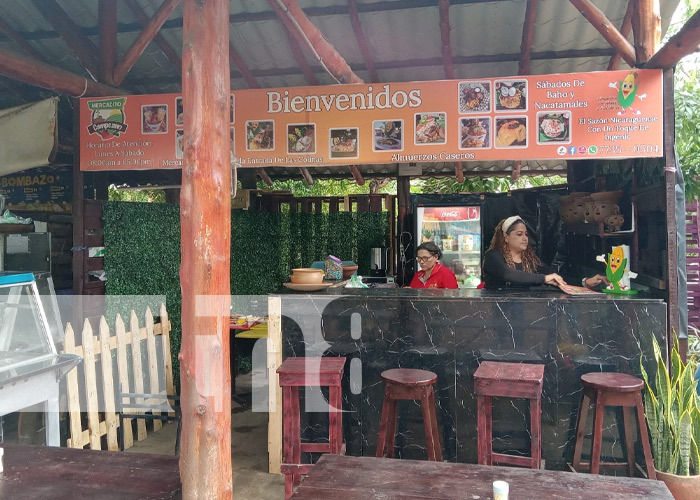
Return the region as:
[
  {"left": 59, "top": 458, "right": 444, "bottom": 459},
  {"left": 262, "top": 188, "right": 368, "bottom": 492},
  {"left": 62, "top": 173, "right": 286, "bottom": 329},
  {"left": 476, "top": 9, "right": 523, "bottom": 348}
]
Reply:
[
  {"left": 596, "top": 245, "right": 637, "bottom": 293},
  {"left": 608, "top": 72, "right": 647, "bottom": 116}
]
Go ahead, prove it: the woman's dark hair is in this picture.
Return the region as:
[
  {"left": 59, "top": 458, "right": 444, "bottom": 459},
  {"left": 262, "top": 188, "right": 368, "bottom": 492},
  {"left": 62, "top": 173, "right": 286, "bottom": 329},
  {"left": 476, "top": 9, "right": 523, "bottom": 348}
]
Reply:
[
  {"left": 488, "top": 217, "right": 541, "bottom": 272},
  {"left": 416, "top": 241, "right": 442, "bottom": 259}
]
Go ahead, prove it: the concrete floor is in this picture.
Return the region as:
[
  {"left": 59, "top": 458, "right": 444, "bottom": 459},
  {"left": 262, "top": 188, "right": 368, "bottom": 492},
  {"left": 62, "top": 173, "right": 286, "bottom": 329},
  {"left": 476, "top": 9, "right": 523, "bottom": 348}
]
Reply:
[{"left": 128, "top": 372, "right": 284, "bottom": 499}]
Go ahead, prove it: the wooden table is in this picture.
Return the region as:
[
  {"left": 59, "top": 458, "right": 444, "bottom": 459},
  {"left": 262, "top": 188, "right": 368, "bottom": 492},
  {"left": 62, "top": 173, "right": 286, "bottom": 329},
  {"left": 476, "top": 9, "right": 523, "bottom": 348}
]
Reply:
[
  {"left": 0, "top": 444, "right": 181, "bottom": 499},
  {"left": 289, "top": 454, "right": 673, "bottom": 500}
]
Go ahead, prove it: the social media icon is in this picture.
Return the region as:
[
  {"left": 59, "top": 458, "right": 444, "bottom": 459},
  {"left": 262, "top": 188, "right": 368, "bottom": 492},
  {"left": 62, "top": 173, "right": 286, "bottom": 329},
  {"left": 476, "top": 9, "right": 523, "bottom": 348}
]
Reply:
[
  {"left": 588, "top": 145, "right": 598, "bottom": 154},
  {"left": 568, "top": 146, "right": 577, "bottom": 155},
  {"left": 578, "top": 146, "right": 587, "bottom": 154},
  {"left": 557, "top": 146, "right": 567, "bottom": 156}
]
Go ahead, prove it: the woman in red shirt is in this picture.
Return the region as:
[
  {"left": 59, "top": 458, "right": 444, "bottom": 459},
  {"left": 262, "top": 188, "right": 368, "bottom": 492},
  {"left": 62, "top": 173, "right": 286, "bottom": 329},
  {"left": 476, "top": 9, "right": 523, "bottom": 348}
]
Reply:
[{"left": 410, "top": 242, "right": 459, "bottom": 289}]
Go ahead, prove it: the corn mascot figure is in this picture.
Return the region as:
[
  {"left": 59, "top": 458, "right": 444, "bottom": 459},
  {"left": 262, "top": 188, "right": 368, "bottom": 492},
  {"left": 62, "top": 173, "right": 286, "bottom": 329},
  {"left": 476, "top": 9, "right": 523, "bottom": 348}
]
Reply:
[
  {"left": 596, "top": 244, "right": 638, "bottom": 295},
  {"left": 608, "top": 72, "right": 647, "bottom": 116}
]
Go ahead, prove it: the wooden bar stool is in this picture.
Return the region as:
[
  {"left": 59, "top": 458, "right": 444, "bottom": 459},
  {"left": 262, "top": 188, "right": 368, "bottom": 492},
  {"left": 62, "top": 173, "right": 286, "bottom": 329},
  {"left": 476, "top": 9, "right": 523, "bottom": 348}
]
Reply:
[
  {"left": 474, "top": 361, "right": 544, "bottom": 469},
  {"left": 571, "top": 372, "right": 656, "bottom": 479},
  {"left": 376, "top": 368, "right": 443, "bottom": 461},
  {"left": 277, "top": 357, "right": 346, "bottom": 500}
]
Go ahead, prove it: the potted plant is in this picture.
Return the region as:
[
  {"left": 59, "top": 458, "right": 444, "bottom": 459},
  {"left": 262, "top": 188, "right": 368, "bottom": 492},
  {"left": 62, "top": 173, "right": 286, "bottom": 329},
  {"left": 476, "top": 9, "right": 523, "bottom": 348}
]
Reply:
[{"left": 640, "top": 335, "right": 700, "bottom": 499}]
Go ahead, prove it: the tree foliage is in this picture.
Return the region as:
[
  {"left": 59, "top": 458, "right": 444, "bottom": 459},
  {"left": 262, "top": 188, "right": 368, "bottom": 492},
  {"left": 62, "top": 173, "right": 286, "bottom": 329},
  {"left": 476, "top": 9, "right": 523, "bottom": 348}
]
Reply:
[
  {"left": 675, "top": 73, "right": 700, "bottom": 201},
  {"left": 667, "top": 0, "right": 700, "bottom": 201}
]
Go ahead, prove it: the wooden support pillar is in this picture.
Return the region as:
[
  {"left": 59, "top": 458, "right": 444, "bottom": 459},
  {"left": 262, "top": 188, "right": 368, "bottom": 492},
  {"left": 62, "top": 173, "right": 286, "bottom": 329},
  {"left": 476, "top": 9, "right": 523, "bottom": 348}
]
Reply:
[
  {"left": 663, "top": 68, "right": 680, "bottom": 352},
  {"left": 356, "top": 195, "right": 370, "bottom": 212},
  {"left": 396, "top": 175, "right": 411, "bottom": 286},
  {"left": 180, "top": 0, "right": 232, "bottom": 498},
  {"left": 632, "top": 0, "right": 661, "bottom": 65},
  {"left": 645, "top": 9, "right": 700, "bottom": 70},
  {"left": 72, "top": 99, "right": 85, "bottom": 300},
  {"left": 98, "top": 0, "right": 117, "bottom": 84}
]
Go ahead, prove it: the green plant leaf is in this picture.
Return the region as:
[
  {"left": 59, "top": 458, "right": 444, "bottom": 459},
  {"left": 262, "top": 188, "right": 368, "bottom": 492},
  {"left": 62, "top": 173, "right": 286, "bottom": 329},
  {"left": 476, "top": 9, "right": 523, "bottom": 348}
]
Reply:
[{"left": 680, "top": 410, "right": 692, "bottom": 475}]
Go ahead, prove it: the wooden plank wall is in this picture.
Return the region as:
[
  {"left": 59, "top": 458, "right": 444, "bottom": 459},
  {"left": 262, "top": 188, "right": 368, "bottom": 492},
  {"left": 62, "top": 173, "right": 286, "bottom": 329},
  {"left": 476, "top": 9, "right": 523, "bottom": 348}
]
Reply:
[
  {"left": 687, "top": 199, "right": 699, "bottom": 331},
  {"left": 62, "top": 303, "right": 175, "bottom": 451}
]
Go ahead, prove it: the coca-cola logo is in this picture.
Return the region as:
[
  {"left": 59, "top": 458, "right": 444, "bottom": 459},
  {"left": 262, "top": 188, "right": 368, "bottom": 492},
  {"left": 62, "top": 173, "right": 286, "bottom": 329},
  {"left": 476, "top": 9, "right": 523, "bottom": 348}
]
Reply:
[{"left": 440, "top": 210, "right": 459, "bottom": 219}]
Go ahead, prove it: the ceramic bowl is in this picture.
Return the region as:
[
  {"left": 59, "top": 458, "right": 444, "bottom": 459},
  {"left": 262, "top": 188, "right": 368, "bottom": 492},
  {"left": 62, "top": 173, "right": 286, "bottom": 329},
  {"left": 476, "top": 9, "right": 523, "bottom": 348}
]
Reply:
[
  {"left": 289, "top": 268, "right": 325, "bottom": 284},
  {"left": 341, "top": 265, "right": 358, "bottom": 280}
]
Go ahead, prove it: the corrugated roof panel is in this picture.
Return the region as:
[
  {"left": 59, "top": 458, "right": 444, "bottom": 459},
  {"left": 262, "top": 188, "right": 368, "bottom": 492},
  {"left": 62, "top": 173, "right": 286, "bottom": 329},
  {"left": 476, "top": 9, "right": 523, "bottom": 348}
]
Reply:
[
  {"left": 0, "top": 0, "right": 684, "bottom": 98},
  {"left": 361, "top": 7, "right": 442, "bottom": 63},
  {"left": 450, "top": 2, "right": 529, "bottom": 58}
]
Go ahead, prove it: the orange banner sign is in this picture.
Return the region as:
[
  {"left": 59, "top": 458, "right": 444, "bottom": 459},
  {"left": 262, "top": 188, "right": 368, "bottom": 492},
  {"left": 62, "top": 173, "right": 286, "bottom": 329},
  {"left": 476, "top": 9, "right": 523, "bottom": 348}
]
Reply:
[{"left": 79, "top": 69, "right": 663, "bottom": 171}]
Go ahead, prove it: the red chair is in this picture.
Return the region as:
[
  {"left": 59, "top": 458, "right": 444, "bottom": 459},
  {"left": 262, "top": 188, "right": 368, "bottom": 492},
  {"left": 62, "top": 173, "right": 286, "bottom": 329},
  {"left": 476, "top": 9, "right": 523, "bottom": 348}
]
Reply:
[
  {"left": 474, "top": 361, "right": 544, "bottom": 469},
  {"left": 571, "top": 372, "right": 656, "bottom": 479},
  {"left": 277, "top": 357, "right": 345, "bottom": 499},
  {"left": 376, "top": 368, "right": 443, "bottom": 461}
]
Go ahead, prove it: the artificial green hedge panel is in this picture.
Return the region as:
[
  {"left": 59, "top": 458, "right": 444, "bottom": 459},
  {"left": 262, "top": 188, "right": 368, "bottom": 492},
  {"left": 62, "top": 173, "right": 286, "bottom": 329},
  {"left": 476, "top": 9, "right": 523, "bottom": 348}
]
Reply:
[
  {"left": 104, "top": 202, "right": 389, "bottom": 389},
  {"left": 103, "top": 202, "right": 182, "bottom": 385}
]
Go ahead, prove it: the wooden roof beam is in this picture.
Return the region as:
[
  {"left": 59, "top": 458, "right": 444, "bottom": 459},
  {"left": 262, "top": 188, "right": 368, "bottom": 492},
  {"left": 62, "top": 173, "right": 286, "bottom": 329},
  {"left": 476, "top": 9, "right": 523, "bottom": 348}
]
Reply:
[
  {"left": 99, "top": 0, "right": 117, "bottom": 84},
  {"left": 113, "top": 0, "right": 181, "bottom": 85},
  {"left": 632, "top": 0, "right": 661, "bottom": 64},
  {"left": 128, "top": 47, "right": 622, "bottom": 88},
  {"left": 568, "top": 0, "right": 637, "bottom": 68},
  {"left": 348, "top": 0, "right": 379, "bottom": 82},
  {"left": 438, "top": 0, "right": 456, "bottom": 79},
  {"left": 348, "top": 165, "right": 365, "bottom": 185},
  {"left": 0, "top": 47, "right": 122, "bottom": 97},
  {"left": 518, "top": 0, "right": 538, "bottom": 75},
  {"left": 0, "top": 16, "right": 44, "bottom": 61},
  {"left": 268, "top": 0, "right": 363, "bottom": 84},
  {"left": 455, "top": 161, "right": 464, "bottom": 183},
  {"left": 266, "top": 0, "right": 320, "bottom": 85},
  {"left": 125, "top": 0, "right": 182, "bottom": 77},
  {"left": 30, "top": 0, "right": 100, "bottom": 78},
  {"left": 299, "top": 167, "right": 314, "bottom": 185},
  {"left": 229, "top": 40, "right": 260, "bottom": 88},
  {"left": 646, "top": 8, "right": 700, "bottom": 69},
  {"left": 257, "top": 168, "right": 274, "bottom": 186},
  {"left": 608, "top": 0, "right": 635, "bottom": 70}
]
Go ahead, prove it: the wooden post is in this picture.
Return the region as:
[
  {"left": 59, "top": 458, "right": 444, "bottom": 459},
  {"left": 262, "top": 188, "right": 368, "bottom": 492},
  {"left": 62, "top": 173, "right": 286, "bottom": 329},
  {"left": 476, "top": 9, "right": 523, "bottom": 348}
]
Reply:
[
  {"left": 98, "top": 0, "right": 117, "bottom": 84},
  {"left": 397, "top": 175, "right": 411, "bottom": 286},
  {"left": 663, "top": 68, "right": 680, "bottom": 353},
  {"left": 180, "top": 0, "right": 232, "bottom": 498},
  {"left": 632, "top": 0, "right": 661, "bottom": 64},
  {"left": 267, "top": 296, "right": 283, "bottom": 474},
  {"left": 645, "top": 9, "right": 700, "bottom": 70}
]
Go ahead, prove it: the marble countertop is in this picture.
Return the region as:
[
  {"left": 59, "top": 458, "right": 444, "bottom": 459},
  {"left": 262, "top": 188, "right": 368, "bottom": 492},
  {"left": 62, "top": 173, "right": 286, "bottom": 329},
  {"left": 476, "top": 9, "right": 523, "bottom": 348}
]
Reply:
[{"left": 274, "top": 285, "right": 664, "bottom": 302}]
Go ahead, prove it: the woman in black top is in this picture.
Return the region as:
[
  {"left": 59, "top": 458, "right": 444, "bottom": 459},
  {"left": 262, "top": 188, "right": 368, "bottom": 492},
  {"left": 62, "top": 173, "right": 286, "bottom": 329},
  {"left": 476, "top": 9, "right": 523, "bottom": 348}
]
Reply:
[{"left": 483, "top": 216, "right": 607, "bottom": 290}]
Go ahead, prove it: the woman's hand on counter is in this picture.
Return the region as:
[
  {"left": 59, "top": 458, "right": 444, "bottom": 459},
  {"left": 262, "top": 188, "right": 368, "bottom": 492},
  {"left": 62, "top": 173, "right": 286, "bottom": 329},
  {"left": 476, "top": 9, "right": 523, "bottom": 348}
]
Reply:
[
  {"left": 582, "top": 274, "right": 608, "bottom": 288},
  {"left": 544, "top": 273, "right": 567, "bottom": 287}
]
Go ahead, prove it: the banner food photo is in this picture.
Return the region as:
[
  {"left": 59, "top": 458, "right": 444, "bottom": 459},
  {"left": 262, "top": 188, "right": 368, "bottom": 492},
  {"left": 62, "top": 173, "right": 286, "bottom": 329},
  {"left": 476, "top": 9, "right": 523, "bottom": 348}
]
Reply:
[{"left": 79, "top": 69, "right": 663, "bottom": 171}]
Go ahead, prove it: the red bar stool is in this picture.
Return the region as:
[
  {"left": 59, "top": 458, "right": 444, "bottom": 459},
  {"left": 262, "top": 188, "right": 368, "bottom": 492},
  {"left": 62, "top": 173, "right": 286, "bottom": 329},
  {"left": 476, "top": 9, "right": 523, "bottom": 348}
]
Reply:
[
  {"left": 277, "top": 357, "right": 346, "bottom": 500},
  {"left": 571, "top": 372, "right": 656, "bottom": 479},
  {"left": 474, "top": 361, "right": 544, "bottom": 469},
  {"left": 376, "top": 368, "right": 443, "bottom": 461}
]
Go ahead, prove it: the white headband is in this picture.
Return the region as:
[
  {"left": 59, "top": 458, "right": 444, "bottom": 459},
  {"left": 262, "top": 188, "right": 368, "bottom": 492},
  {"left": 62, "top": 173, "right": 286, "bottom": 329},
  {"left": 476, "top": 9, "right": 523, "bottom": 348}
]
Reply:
[{"left": 502, "top": 215, "right": 523, "bottom": 234}]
